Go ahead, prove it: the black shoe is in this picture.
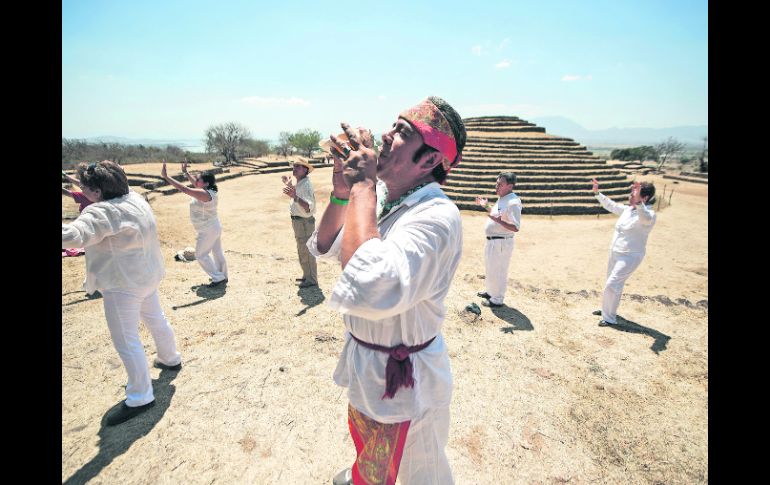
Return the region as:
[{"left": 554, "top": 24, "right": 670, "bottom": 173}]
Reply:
[
  {"left": 481, "top": 299, "right": 503, "bottom": 308},
  {"left": 598, "top": 320, "right": 616, "bottom": 327},
  {"left": 153, "top": 358, "right": 182, "bottom": 371},
  {"left": 477, "top": 291, "right": 491, "bottom": 299},
  {"left": 592, "top": 310, "right": 602, "bottom": 316},
  {"left": 105, "top": 400, "right": 155, "bottom": 426},
  {"left": 208, "top": 278, "right": 228, "bottom": 288}
]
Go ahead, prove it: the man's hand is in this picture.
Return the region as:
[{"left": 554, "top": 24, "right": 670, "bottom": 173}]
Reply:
[
  {"left": 475, "top": 196, "right": 489, "bottom": 210},
  {"left": 283, "top": 185, "right": 297, "bottom": 199},
  {"left": 332, "top": 122, "right": 378, "bottom": 188},
  {"left": 591, "top": 177, "right": 599, "bottom": 194}
]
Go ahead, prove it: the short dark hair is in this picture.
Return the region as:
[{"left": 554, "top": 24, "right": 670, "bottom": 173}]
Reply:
[
  {"left": 640, "top": 182, "right": 655, "bottom": 203},
  {"left": 410, "top": 96, "right": 466, "bottom": 184},
  {"left": 76, "top": 160, "right": 129, "bottom": 200},
  {"left": 498, "top": 172, "right": 517, "bottom": 186},
  {"left": 200, "top": 172, "right": 218, "bottom": 192}
]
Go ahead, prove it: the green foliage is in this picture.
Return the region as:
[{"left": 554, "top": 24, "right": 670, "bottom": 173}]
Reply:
[
  {"left": 239, "top": 138, "right": 270, "bottom": 158},
  {"left": 61, "top": 138, "right": 195, "bottom": 169},
  {"left": 610, "top": 146, "right": 657, "bottom": 161},
  {"left": 288, "top": 128, "right": 322, "bottom": 157}
]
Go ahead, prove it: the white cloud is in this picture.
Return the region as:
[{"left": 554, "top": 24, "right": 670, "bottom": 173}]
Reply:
[
  {"left": 240, "top": 96, "right": 310, "bottom": 107},
  {"left": 377, "top": 95, "right": 387, "bottom": 100},
  {"left": 497, "top": 38, "right": 510, "bottom": 51},
  {"left": 471, "top": 45, "right": 483, "bottom": 56},
  {"left": 495, "top": 59, "right": 511, "bottom": 69},
  {"left": 561, "top": 74, "right": 593, "bottom": 82}
]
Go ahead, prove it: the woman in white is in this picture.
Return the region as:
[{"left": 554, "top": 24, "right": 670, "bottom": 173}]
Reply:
[
  {"left": 592, "top": 178, "right": 656, "bottom": 326},
  {"left": 62, "top": 160, "right": 182, "bottom": 426},
  {"left": 161, "top": 161, "right": 228, "bottom": 286}
]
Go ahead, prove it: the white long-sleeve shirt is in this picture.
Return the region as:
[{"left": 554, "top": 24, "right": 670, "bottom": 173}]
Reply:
[
  {"left": 596, "top": 192, "right": 656, "bottom": 254},
  {"left": 289, "top": 177, "right": 316, "bottom": 217},
  {"left": 485, "top": 192, "right": 522, "bottom": 237},
  {"left": 62, "top": 191, "right": 165, "bottom": 294},
  {"left": 308, "top": 182, "right": 462, "bottom": 423}
]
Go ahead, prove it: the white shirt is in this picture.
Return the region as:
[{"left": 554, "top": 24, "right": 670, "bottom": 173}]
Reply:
[
  {"left": 189, "top": 189, "right": 219, "bottom": 230},
  {"left": 308, "top": 182, "right": 462, "bottom": 423},
  {"left": 290, "top": 177, "right": 316, "bottom": 217},
  {"left": 62, "top": 191, "right": 165, "bottom": 293},
  {"left": 596, "top": 192, "right": 656, "bottom": 254},
  {"left": 485, "top": 192, "right": 522, "bottom": 237}
]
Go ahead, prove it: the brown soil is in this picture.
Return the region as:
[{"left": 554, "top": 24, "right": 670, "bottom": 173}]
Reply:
[{"left": 62, "top": 165, "right": 707, "bottom": 484}]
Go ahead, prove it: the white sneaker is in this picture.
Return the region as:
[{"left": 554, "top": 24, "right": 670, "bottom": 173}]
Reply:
[{"left": 332, "top": 467, "right": 352, "bottom": 485}]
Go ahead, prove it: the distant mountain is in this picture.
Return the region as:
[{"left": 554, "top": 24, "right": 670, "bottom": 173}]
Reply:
[
  {"left": 530, "top": 117, "right": 708, "bottom": 147},
  {"left": 74, "top": 136, "right": 207, "bottom": 152}
]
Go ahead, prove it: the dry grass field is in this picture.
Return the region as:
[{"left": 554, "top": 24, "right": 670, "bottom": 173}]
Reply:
[{"left": 62, "top": 164, "right": 707, "bottom": 484}]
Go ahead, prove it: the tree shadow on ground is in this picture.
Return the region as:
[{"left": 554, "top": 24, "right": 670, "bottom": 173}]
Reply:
[
  {"left": 63, "top": 369, "right": 179, "bottom": 485},
  {"left": 605, "top": 315, "right": 672, "bottom": 354},
  {"left": 296, "top": 285, "right": 325, "bottom": 316},
  {"left": 490, "top": 305, "right": 534, "bottom": 333},
  {"left": 171, "top": 282, "right": 227, "bottom": 310}
]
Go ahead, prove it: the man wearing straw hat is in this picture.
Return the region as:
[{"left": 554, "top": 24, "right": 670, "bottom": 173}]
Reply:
[
  {"left": 310, "top": 96, "right": 466, "bottom": 485},
  {"left": 283, "top": 159, "right": 317, "bottom": 287}
]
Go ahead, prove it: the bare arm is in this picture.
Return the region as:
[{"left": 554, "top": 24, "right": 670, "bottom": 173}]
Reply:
[{"left": 162, "top": 162, "right": 211, "bottom": 202}]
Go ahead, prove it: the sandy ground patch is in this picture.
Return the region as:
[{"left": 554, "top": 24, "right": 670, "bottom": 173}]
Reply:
[{"left": 62, "top": 168, "right": 707, "bottom": 484}]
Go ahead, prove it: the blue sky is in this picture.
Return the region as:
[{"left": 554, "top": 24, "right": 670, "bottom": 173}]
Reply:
[{"left": 62, "top": 0, "right": 708, "bottom": 141}]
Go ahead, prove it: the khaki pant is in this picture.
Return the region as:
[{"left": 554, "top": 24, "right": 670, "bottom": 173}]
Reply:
[{"left": 291, "top": 216, "right": 317, "bottom": 284}]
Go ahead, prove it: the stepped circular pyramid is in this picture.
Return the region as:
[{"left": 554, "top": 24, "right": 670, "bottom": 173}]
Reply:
[{"left": 445, "top": 116, "right": 629, "bottom": 215}]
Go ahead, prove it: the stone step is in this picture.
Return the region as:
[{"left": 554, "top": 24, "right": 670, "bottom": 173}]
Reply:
[
  {"left": 454, "top": 201, "right": 624, "bottom": 215},
  {"left": 451, "top": 167, "right": 621, "bottom": 176},
  {"left": 467, "top": 138, "right": 580, "bottom": 147},
  {"left": 661, "top": 174, "right": 708, "bottom": 185},
  {"left": 453, "top": 174, "right": 625, "bottom": 183},
  {"left": 444, "top": 179, "right": 629, "bottom": 191},
  {"left": 467, "top": 126, "right": 546, "bottom": 133},
  {"left": 458, "top": 162, "right": 612, "bottom": 171},
  {"left": 463, "top": 153, "right": 601, "bottom": 161},
  {"left": 678, "top": 171, "right": 708, "bottom": 179},
  {"left": 462, "top": 157, "right": 604, "bottom": 164},
  {"left": 464, "top": 149, "right": 594, "bottom": 157},
  {"left": 443, "top": 187, "right": 628, "bottom": 198}
]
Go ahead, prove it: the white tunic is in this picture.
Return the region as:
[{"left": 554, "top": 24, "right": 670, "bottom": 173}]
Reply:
[
  {"left": 595, "top": 192, "right": 656, "bottom": 254},
  {"left": 62, "top": 191, "right": 165, "bottom": 294},
  {"left": 189, "top": 189, "right": 219, "bottom": 231},
  {"left": 484, "top": 192, "right": 522, "bottom": 236},
  {"left": 308, "top": 182, "right": 462, "bottom": 423}
]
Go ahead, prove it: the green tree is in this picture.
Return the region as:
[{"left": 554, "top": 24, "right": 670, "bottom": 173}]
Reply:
[{"left": 289, "top": 129, "right": 322, "bottom": 157}]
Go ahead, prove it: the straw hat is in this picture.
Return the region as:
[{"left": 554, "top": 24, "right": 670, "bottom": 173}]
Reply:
[{"left": 291, "top": 159, "right": 314, "bottom": 173}]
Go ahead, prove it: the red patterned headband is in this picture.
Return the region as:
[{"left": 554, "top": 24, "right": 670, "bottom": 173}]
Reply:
[{"left": 400, "top": 99, "right": 461, "bottom": 173}]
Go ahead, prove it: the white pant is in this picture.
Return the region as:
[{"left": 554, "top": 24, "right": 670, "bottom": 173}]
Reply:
[
  {"left": 484, "top": 237, "right": 515, "bottom": 305},
  {"left": 195, "top": 221, "right": 228, "bottom": 283},
  {"left": 101, "top": 286, "right": 182, "bottom": 407},
  {"left": 397, "top": 406, "right": 454, "bottom": 485},
  {"left": 601, "top": 252, "right": 644, "bottom": 324}
]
